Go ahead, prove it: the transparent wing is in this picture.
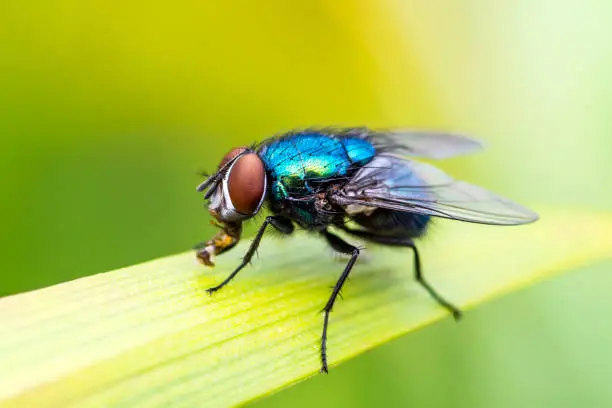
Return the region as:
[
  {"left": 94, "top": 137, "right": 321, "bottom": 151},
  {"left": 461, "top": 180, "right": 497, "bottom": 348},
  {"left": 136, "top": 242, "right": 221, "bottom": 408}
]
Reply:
[
  {"left": 330, "top": 154, "right": 538, "bottom": 226},
  {"left": 370, "top": 129, "right": 483, "bottom": 159}
]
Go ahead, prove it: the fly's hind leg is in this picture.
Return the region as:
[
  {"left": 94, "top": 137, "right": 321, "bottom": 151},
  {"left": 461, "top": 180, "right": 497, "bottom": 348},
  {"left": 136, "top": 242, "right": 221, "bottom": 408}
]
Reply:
[
  {"left": 338, "top": 226, "right": 462, "bottom": 321},
  {"left": 406, "top": 241, "right": 462, "bottom": 320}
]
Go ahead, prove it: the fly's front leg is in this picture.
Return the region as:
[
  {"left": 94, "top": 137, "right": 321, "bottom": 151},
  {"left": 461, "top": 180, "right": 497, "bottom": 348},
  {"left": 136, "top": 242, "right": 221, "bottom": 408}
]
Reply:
[
  {"left": 339, "top": 226, "right": 462, "bottom": 321},
  {"left": 206, "top": 216, "right": 294, "bottom": 294},
  {"left": 320, "top": 230, "right": 360, "bottom": 374}
]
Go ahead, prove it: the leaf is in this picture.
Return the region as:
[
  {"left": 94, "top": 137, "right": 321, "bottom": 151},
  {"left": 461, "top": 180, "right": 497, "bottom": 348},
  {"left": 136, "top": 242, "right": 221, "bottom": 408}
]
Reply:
[{"left": 1, "top": 208, "right": 611, "bottom": 408}]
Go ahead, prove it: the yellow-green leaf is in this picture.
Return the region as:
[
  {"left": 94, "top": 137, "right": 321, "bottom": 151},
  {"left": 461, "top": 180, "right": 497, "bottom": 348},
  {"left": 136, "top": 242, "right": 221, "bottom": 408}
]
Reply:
[{"left": 1, "top": 207, "right": 611, "bottom": 408}]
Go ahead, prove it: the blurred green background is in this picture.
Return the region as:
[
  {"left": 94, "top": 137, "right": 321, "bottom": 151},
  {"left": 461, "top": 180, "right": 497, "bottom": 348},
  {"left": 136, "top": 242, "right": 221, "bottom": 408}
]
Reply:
[{"left": 2, "top": 1, "right": 611, "bottom": 407}]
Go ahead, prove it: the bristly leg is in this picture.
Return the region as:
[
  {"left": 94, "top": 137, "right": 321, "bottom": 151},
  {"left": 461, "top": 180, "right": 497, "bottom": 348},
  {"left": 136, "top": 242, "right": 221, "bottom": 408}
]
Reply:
[
  {"left": 408, "top": 241, "right": 462, "bottom": 320},
  {"left": 339, "top": 226, "right": 462, "bottom": 320},
  {"left": 320, "top": 230, "right": 361, "bottom": 374},
  {"left": 205, "top": 216, "right": 294, "bottom": 294}
]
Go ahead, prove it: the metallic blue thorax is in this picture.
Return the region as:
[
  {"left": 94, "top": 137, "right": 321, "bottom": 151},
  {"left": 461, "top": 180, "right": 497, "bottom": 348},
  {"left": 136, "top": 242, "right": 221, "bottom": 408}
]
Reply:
[{"left": 258, "top": 132, "right": 376, "bottom": 201}]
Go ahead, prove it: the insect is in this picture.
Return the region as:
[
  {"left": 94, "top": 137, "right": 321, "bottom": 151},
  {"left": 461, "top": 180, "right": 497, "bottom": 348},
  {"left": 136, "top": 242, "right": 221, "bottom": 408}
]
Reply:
[{"left": 194, "top": 127, "right": 538, "bottom": 373}]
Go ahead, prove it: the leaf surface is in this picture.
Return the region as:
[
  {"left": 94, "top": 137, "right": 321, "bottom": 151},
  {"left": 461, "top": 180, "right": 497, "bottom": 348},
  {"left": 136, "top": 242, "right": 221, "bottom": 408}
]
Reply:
[{"left": 1, "top": 208, "right": 611, "bottom": 408}]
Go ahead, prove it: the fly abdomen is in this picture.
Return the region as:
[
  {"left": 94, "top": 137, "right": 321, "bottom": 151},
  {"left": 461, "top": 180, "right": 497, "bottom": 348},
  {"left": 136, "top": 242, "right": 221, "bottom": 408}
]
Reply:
[{"left": 352, "top": 208, "right": 431, "bottom": 239}]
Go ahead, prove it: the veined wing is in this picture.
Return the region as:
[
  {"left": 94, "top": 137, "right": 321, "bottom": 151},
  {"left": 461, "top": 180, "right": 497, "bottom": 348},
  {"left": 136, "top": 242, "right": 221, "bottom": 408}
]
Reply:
[
  {"left": 330, "top": 154, "right": 538, "bottom": 226},
  {"left": 369, "top": 129, "right": 483, "bottom": 159}
]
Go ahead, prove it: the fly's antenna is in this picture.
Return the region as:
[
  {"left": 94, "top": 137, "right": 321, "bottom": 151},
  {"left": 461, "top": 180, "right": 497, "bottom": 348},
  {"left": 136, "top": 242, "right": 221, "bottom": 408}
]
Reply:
[
  {"left": 196, "top": 174, "right": 218, "bottom": 195},
  {"left": 196, "top": 151, "right": 249, "bottom": 198}
]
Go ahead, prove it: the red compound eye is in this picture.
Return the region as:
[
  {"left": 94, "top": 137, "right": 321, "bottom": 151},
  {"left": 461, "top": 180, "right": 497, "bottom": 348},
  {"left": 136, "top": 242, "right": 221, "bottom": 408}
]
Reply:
[
  {"left": 226, "top": 153, "right": 266, "bottom": 215},
  {"left": 219, "top": 147, "right": 248, "bottom": 169}
]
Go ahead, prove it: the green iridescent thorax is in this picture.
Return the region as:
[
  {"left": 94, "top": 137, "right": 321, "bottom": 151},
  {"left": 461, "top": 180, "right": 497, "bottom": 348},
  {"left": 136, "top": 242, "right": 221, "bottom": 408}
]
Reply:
[{"left": 258, "top": 132, "right": 376, "bottom": 201}]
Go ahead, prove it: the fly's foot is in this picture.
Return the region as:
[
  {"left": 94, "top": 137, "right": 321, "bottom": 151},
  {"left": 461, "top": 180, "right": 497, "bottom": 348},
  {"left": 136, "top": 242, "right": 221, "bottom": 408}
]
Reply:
[
  {"left": 437, "top": 297, "right": 463, "bottom": 321},
  {"left": 451, "top": 307, "right": 463, "bottom": 321}
]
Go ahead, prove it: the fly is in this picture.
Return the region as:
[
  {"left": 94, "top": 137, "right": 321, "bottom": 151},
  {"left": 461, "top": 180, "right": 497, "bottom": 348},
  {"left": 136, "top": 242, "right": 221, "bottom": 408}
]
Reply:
[{"left": 194, "top": 127, "right": 538, "bottom": 373}]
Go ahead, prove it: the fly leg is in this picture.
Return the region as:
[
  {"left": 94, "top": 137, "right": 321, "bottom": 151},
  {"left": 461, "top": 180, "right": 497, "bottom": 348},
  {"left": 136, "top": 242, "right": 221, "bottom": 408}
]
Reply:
[
  {"left": 407, "top": 240, "right": 462, "bottom": 320},
  {"left": 338, "top": 227, "right": 462, "bottom": 320},
  {"left": 320, "top": 230, "right": 361, "bottom": 374},
  {"left": 206, "top": 216, "right": 294, "bottom": 294}
]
